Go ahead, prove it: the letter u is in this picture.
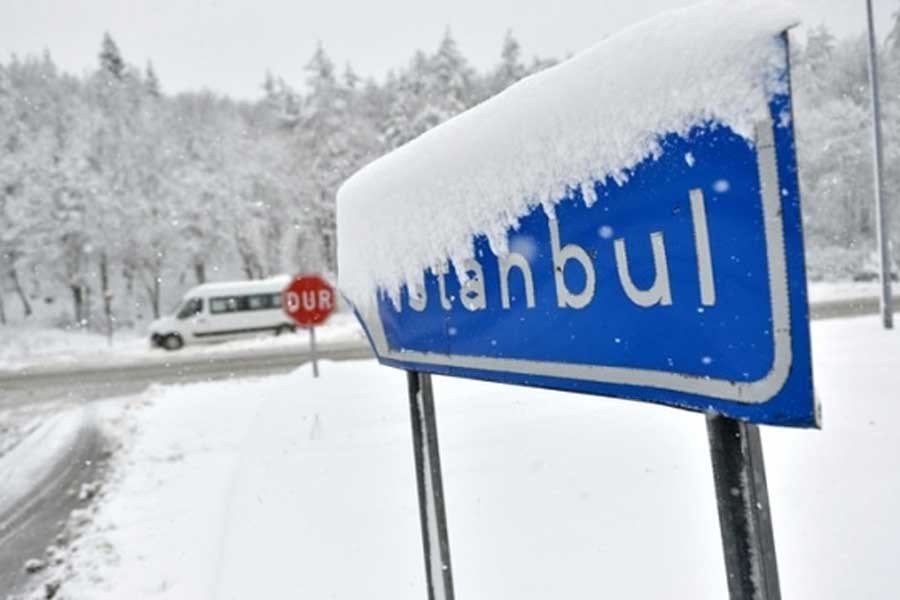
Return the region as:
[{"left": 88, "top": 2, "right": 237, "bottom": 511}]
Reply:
[{"left": 614, "top": 232, "right": 673, "bottom": 307}]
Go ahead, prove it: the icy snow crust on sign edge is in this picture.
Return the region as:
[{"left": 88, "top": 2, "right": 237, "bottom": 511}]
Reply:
[{"left": 336, "top": 0, "right": 800, "bottom": 308}]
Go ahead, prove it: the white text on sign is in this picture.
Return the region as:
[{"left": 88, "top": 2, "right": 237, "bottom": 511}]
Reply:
[{"left": 399, "top": 188, "right": 716, "bottom": 313}]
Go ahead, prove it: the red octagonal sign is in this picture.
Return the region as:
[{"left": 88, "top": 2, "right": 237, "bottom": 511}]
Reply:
[{"left": 283, "top": 275, "right": 335, "bottom": 327}]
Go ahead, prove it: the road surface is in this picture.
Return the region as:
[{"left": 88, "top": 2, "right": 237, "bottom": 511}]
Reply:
[{"left": 0, "top": 421, "right": 105, "bottom": 595}]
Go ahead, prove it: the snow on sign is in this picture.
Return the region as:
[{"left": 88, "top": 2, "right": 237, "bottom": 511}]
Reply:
[{"left": 337, "top": 2, "right": 816, "bottom": 427}]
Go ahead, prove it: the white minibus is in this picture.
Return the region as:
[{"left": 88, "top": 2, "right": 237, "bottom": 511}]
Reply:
[{"left": 149, "top": 275, "right": 296, "bottom": 350}]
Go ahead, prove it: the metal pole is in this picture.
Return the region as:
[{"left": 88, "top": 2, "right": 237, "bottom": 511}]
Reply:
[
  {"left": 866, "top": 0, "right": 894, "bottom": 329},
  {"left": 407, "top": 371, "right": 455, "bottom": 600},
  {"left": 309, "top": 326, "right": 319, "bottom": 378},
  {"left": 706, "top": 414, "right": 781, "bottom": 600}
]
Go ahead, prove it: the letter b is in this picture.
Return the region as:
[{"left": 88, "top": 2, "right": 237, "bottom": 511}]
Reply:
[{"left": 549, "top": 218, "right": 596, "bottom": 309}]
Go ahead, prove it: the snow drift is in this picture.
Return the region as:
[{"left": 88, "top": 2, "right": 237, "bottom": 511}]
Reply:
[{"left": 336, "top": 0, "right": 799, "bottom": 307}]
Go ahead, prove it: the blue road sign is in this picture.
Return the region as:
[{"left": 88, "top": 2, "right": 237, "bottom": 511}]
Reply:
[{"left": 354, "top": 45, "right": 816, "bottom": 428}]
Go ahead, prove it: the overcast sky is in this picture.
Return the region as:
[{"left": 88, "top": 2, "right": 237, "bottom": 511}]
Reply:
[{"left": 3, "top": 0, "right": 898, "bottom": 99}]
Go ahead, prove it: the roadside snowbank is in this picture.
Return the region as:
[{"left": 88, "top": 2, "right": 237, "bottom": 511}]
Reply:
[
  {"left": 337, "top": 0, "right": 799, "bottom": 306},
  {"left": 26, "top": 315, "right": 900, "bottom": 599},
  {"left": 805, "top": 280, "right": 885, "bottom": 304},
  {"left": 0, "top": 312, "right": 365, "bottom": 374},
  {"left": 0, "top": 325, "right": 146, "bottom": 370}
]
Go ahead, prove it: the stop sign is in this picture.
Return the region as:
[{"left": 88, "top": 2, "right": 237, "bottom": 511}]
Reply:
[{"left": 283, "top": 275, "right": 335, "bottom": 327}]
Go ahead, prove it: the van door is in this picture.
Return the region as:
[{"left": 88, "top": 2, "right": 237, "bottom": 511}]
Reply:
[
  {"left": 246, "top": 293, "right": 281, "bottom": 334},
  {"left": 205, "top": 295, "right": 244, "bottom": 340},
  {"left": 175, "top": 297, "right": 210, "bottom": 343}
]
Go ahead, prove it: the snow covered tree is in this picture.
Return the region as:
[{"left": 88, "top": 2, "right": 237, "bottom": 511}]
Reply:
[
  {"left": 382, "top": 58, "right": 427, "bottom": 149},
  {"left": 0, "top": 29, "right": 546, "bottom": 328},
  {"left": 168, "top": 92, "right": 234, "bottom": 288},
  {"left": 127, "top": 71, "right": 179, "bottom": 320},
  {"left": 18, "top": 26, "right": 895, "bottom": 327},
  {"left": 790, "top": 20, "right": 900, "bottom": 278},
  {"left": 0, "top": 62, "right": 15, "bottom": 322},
  {"left": 2, "top": 54, "right": 96, "bottom": 323},
  {"left": 382, "top": 37, "right": 475, "bottom": 149},
  {"left": 293, "top": 44, "right": 356, "bottom": 273},
  {"left": 429, "top": 29, "right": 474, "bottom": 114},
  {"left": 802, "top": 25, "right": 837, "bottom": 95},
  {"left": 262, "top": 71, "right": 301, "bottom": 129}
]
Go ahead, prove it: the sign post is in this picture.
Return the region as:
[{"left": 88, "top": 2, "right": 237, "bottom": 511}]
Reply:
[
  {"left": 283, "top": 274, "right": 335, "bottom": 377},
  {"left": 865, "top": 0, "right": 893, "bottom": 329},
  {"left": 309, "top": 326, "right": 319, "bottom": 378},
  {"left": 707, "top": 414, "right": 781, "bottom": 599},
  {"left": 407, "top": 371, "right": 455, "bottom": 600}
]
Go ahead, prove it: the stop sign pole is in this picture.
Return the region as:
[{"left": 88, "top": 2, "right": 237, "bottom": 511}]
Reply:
[
  {"left": 309, "top": 326, "right": 319, "bottom": 378},
  {"left": 283, "top": 275, "right": 336, "bottom": 378}
]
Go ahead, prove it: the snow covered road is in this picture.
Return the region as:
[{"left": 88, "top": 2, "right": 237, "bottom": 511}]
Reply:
[
  {"left": 0, "top": 340, "right": 372, "bottom": 411},
  {"left": 12, "top": 314, "right": 900, "bottom": 599}
]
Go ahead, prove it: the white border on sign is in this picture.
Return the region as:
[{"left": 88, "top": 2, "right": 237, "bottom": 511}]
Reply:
[{"left": 358, "top": 119, "right": 792, "bottom": 404}]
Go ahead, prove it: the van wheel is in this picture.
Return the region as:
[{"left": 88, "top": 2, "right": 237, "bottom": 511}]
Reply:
[
  {"left": 275, "top": 324, "right": 295, "bottom": 336},
  {"left": 161, "top": 334, "right": 184, "bottom": 351}
]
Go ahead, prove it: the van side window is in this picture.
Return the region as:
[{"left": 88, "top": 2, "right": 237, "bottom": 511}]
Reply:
[
  {"left": 248, "top": 295, "right": 267, "bottom": 310},
  {"left": 210, "top": 297, "right": 233, "bottom": 314},
  {"left": 177, "top": 298, "right": 203, "bottom": 319},
  {"left": 210, "top": 293, "right": 281, "bottom": 314}
]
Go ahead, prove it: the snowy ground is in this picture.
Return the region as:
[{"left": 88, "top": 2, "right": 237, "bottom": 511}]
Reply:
[
  {"left": 0, "top": 312, "right": 366, "bottom": 373},
  {"left": 10, "top": 314, "right": 900, "bottom": 599}
]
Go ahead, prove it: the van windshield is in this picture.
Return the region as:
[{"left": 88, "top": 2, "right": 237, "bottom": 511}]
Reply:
[{"left": 176, "top": 298, "right": 203, "bottom": 319}]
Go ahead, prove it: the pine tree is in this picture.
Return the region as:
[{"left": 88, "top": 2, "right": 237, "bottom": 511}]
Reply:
[
  {"left": 145, "top": 61, "right": 161, "bottom": 98},
  {"left": 887, "top": 8, "right": 900, "bottom": 56},
  {"left": 382, "top": 52, "right": 430, "bottom": 148},
  {"left": 99, "top": 33, "right": 125, "bottom": 80},
  {"left": 297, "top": 44, "right": 342, "bottom": 272},
  {"left": 343, "top": 63, "right": 360, "bottom": 90},
  {"left": 294, "top": 44, "right": 379, "bottom": 273},
  {"left": 487, "top": 30, "right": 527, "bottom": 99},
  {"left": 382, "top": 70, "right": 416, "bottom": 148},
  {"left": 427, "top": 28, "right": 474, "bottom": 120},
  {"left": 804, "top": 26, "right": 836, "bottom": 84},
  {"left": 261, "top": 71, "right": 301, "bottom": 128}
]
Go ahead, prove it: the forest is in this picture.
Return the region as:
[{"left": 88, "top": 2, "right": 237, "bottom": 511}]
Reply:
[{"left": 1, "top": 16, "right": 899, "bottom": 330}]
